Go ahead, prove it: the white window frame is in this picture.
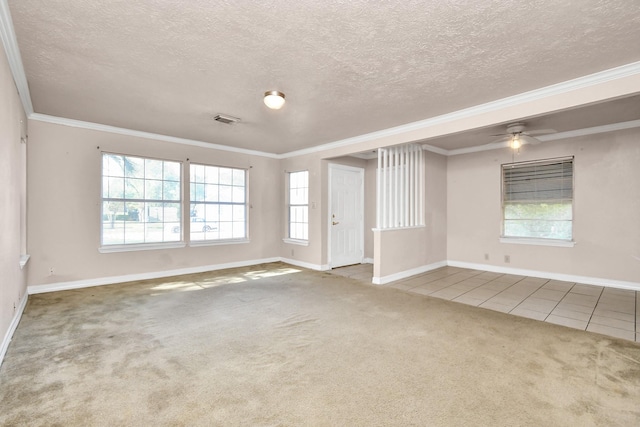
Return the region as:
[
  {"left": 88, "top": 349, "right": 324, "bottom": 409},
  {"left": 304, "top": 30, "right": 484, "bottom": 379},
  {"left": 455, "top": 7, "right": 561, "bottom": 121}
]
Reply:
[
  {"left": 284, "top": 170, "right": 309, "bottom": 245},
  {"left": 500, "top": 156, "right": 575, "bottom": 247},
  {"left": 99, "top": 152, "right": 184, "bottom": 252},
  {"left": 188, "top": 163, "right": 249, "bottom": 245}
]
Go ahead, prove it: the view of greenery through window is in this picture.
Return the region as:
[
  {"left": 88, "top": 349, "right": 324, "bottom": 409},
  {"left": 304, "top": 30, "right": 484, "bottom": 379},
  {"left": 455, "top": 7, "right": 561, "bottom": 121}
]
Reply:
[
  {"left": 102, "top": 153, "right": 181, "bottom": 245},
  {"left": 503, "top": 202, "right": 572, "bottom": 240}
]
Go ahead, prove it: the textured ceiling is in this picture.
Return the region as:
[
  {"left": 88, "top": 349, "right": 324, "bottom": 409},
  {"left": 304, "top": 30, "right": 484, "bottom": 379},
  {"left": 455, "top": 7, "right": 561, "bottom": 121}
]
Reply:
[{"left": 8, "top": 0, "right": 640, "bottom": 154}]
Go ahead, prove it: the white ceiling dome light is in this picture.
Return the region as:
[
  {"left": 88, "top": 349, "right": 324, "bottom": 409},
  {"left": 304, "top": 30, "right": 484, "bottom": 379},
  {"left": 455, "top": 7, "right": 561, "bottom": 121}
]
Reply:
[{"left": 263, "top": 91, "right": 285, "bottom": 109}]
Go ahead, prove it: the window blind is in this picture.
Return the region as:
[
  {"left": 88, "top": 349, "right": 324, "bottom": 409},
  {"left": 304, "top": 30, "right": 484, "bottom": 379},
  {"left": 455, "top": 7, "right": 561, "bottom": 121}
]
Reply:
[{"left": 503, "top": 157, "right": 573, "bottom": 203}]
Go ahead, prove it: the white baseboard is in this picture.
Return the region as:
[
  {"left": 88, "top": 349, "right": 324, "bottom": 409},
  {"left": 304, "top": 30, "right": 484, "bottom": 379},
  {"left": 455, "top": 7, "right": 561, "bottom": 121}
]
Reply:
[
  {"left": 28, "top": 257, "right": 281, "bottom": 295},
  {"left": 0, "top": 293, "right": 28, "bottom": 367},
  {"left": 372, "top": 260, "right": 448, "bottom": 285},
  {"left": 362, "top": 258, "right": 374, "bottom": 264},
  {"left": 280, "top": 257, "right": 331, "bottom": 271},
  {"left": 447, "top": 260, "right": 640, "bottom": 291}
]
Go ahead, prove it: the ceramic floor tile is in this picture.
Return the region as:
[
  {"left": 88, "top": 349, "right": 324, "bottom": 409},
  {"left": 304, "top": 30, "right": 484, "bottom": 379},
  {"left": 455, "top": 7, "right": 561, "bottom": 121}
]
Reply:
[
  {"left": 481, "top": 281, "right": 514, "bottom": 291},
  {"left": 463, "top": 287, "right": 502, "bottom": 300},
  {"left": 589, "top": 315, "right": 635, "bottom": 331},
  {"left": 542, "top": 280, "right": 575, "bottom": 292},
  {"left": 561, "top": 293, "right": 599, "bottom": 307},
  {"left": 586, "top": 323, "right": 636, "bottom": 341},
  {"left": 479, "top": 301, "right": 515, "bottom": 313},
  {"left": 452, "top": 295, "right": 486, "bottom": 306},
  {"left": 555, "top": 301, "right": 597, "bottom": 314},
  {"left": 510, "top": 307, "right": 548, "bottom": 321},
  {"left": 550, "top": 307, "right": 592, "bottom": 322},
  {"left": 430, "top": 287, "right": 467, "bottom": 301},
  {"left": 387, "top": 282, "right": 415, "bottom": 290},
  {"left": 545, "top": 315, "right": 588, "bottom": 330},
  {"left": 591, "top": 308, "right": 635, "bottom": 323},
  {"left": 531, "top": 288, "right": 568, "bottom": 301},
  {"left": 594, "top": 302, "right": 635, "bottom": 315},
  {"left": 416, "top": 282, "right": 451, "bottom": 293},
  {"left": 479, "top": 300, "right": 517, "bottom": 313},
  {"left": 409, "top": 287, "right": 434, "bottom": 296},
  {"left": 570, "top": 284, "right": 603, "bottom": 296},
  {"left": 516, "top": 297, "right": 559, "bottom": 313},
  {"left": 485, "top": 295, "right": 527, "bottom": 306}
]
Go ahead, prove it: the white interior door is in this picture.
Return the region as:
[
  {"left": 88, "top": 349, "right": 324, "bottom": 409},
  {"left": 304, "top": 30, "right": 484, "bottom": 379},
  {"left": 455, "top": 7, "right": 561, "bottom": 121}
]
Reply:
[{"left": 329, "top": 164, "right": 364, "bottom": 268}]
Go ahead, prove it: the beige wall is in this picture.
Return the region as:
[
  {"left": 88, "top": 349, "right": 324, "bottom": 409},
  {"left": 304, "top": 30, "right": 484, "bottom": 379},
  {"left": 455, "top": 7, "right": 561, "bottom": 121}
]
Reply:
[
  {"left": 0, "top": 41, "right": 28, "bottom": 346},
  {"left": 447, "top": 131, "right": 640, "bottom": 283},
  {"left": 27, "top": 120, "right": 282, "bottom": 288}
]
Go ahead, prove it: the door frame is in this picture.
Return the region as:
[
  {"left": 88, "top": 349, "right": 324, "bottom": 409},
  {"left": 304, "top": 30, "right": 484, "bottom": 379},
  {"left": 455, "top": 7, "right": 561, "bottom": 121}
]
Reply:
[{"left": 327, "top": 163, "right": 365, "bottom": 269}]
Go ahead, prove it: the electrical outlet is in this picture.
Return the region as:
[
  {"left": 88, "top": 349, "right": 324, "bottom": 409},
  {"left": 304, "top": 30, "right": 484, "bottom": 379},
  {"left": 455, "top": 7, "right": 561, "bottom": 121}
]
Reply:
[
  {"left": 291, "top": 249, "right": 295, "bottom": 257},
  {"left": 504, "top": 255, "right": 510, "bottom": 263},
  {"left": 49, "top": 267, "right": 54, "bottom": 276},
  {"left": 484, "top": 253, "right": 489, "bottom": 261}
]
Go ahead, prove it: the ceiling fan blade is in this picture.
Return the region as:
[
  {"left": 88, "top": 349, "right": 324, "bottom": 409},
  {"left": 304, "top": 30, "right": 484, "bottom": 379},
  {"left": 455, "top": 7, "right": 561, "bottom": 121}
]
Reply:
[
  {"left": 525, "top": 128, "right": 557, "bottom": 136},
  {"left": 520, "top": 134, "right": 541, "bottom": 145},
  {"left": 490, "top": 133, "right": 509, "bottom": 137},
  {"left": 489, "top": 136, "right": 511, "bottom": 145}
]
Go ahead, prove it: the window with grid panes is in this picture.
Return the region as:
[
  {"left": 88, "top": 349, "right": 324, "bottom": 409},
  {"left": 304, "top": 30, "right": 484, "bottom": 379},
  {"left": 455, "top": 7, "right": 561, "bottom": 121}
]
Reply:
[
  {"left": 101, "top": 153, "right": 181, "bottom": 246},
  {"left": 288, "top": 171, "right": 309, "bottom": 240},
  {"left": 190, "top": 164, "right": 247, "bottom": 241}
]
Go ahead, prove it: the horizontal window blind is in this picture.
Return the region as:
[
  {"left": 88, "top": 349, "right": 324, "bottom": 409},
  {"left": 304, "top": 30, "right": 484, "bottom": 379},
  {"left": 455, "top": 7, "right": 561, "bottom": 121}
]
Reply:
[{"left": 503, "top": 157, "right": 573, "bottom": 203}]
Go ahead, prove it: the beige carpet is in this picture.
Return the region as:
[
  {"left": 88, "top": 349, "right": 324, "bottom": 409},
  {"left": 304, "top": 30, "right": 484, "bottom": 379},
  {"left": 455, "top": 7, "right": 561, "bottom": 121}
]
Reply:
[{"left": 1, "top": 262, "right": 639, "bottom": 426}]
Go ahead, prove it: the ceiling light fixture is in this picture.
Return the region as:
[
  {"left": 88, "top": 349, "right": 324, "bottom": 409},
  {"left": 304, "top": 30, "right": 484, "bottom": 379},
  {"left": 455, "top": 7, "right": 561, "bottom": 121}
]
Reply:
[{"left": 264, "top": 90, "right": 285, "bottom": 109}]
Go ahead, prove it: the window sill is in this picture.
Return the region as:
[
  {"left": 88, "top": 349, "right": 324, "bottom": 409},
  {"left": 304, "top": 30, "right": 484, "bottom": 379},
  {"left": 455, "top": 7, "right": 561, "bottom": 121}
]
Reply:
[
  {"left": 189, "top": 239, "right": 250, "bottom": 247},
  {"left": 99, "top": 242, "right": 186, "bottom": 253},
  {"left": 499, "top": 237, "right": 576, "bottom": 248},
  {"left": 19, "top": 254, "right": 30, "bottom": 269},
  {"left": 282, "top": 238, "right": 309, "bottom": 246}
]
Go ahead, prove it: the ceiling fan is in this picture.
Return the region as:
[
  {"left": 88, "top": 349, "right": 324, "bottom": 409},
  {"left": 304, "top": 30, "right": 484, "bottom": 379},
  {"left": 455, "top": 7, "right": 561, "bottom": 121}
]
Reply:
[{"left": 491, "top": 122, "right": 556, "bottom": 149}]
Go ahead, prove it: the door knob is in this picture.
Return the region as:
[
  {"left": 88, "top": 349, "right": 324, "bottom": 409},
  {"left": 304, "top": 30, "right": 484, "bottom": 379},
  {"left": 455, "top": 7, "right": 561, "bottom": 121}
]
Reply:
[{"left": 332, "top": 221, "right": 339, "bottom": 225}]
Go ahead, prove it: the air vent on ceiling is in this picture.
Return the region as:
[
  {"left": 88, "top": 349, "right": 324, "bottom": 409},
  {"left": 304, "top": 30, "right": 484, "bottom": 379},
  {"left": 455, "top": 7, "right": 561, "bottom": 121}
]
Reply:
[{"left": 213, "top": 114, "right": 241, "bottom": 124}]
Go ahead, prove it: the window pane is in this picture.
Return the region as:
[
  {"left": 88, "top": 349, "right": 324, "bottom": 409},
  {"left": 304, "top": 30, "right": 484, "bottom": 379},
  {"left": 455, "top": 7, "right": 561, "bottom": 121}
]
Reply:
[
  {"left": 125, "top": 178, "right": 144, "bottom": 199},
  {"left": 232, "top": 186, "right": 244, "bottom": 203},
  {"left": 233, "top": 205, "right": 245, "bottom": 221},
  {"left": 205, "top": 166, "right": 219, "bottom": 184},
  {"left": 125, "top": 157, "right": 144, "bottom": 178},
  {"left": 145, "top": 159, "right": 163, "bottom": 180},
  {"left": 107, "top": 177, "right": 124, "bottom": 199},
  {"left": 104, "top": 154, "right": 124, "bottom": 177},
  {"left": 146, "top": 180, "right": 162, "bottom": 200},
  {"left": 163, "top": 181, "right": 180, "bottom": 201},
  {"left": 220, "top": 205, "right": 233, "bottom": 221},
  {"left": 232, "top": 221, "right": 245, "bottom": 238},
  {"left": 233, "top": 169, "right": 245, "bottom": 186},
  {"left": 219, "top": 185, "right": 232, "bottom": 202},
  {"left": 219, "top": 222, "right": 233, "bottom": 239},
  {"left": 164, "top": 162, "right": 181, "bottom": 181},
  {"left": 205, "top": 184, "right": 219, "bottom": 202},
  {"left": 219, "top": 168, "right": 233, "bottom": 185},
  {"left": 192, "top": 164, "right": 205, "bottom": 183}
]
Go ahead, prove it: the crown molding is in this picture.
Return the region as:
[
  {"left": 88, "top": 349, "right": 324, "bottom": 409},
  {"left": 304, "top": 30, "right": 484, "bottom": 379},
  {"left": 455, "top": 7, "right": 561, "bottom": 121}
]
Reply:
[
  {"left": 0, "top": 0, "right": 33, "bottom": 114},
  {"left": 29, "top": 113, "right": 280, "bottom": 159}
]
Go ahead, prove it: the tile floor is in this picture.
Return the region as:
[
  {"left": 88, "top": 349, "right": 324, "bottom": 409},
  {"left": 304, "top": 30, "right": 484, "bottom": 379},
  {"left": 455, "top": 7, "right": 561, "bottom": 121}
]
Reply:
[{"left": 329, "top": 264, "right": 640, "bottom": 343}]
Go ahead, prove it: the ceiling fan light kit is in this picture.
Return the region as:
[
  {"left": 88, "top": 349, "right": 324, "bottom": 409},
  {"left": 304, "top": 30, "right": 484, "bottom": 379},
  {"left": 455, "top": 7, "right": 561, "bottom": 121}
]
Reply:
[{"left": 491, "top": 122, "right": 557, "bottom": 150}]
